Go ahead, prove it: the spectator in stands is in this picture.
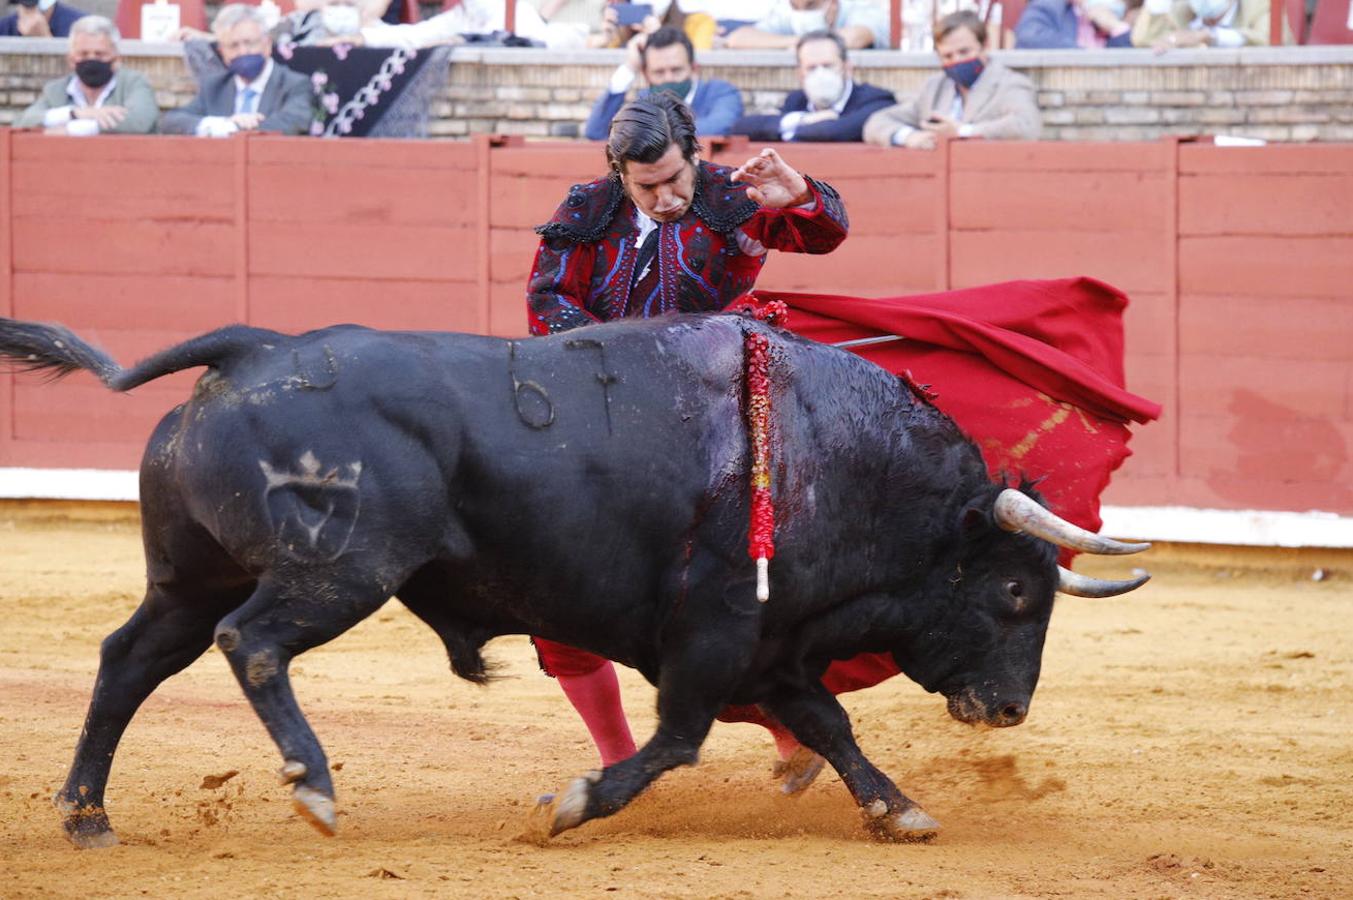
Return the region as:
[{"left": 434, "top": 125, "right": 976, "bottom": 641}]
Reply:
[
  {"left": 161, "top": 4, "right": 312, "bottom": 137},
  {"left": 684, "top": 0, "right": 775, "bottom": 42},
  {"left": 275, "top": 0, "right": 589, "bottom": 49},
  {"left": 1013, "top": 0, "right": 1134, "bottom": 47},
  {"left": 725, "top": 0, "right": 889, "bottom": 49},
  {"left": 864, "top": 10, "right": 1040, "bottom": 149},
  {"left": 584, "top": 26, "right": 742, "bottom": 140},
  {"left": 591, "top": 0, "right": 720, "bottom": 50},
  {"left": 0, "top": 0, "right": 86, "bottom": 36},
  {"left": 14, "top": 16, "right": 158, "bottom": 135},
  {"left": 729, "top": 29, "right": 895, "bottom": 142},
  {"left": 1131, "top": 0, "right": 1284, "bottom": 47}
]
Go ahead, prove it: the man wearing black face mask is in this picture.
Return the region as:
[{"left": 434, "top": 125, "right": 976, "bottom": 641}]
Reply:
[
  {"left": 863, "top": 10, "right": 1041, "bottom": 150},
  {"left": 0, "top": 0, "right": 87, "bottom": 37},
  {"left": 15, "top": 15, "right": 158, "bottom": 135},
  {"left": 583, "top": 26, "right": 743, "bottom": 141},
  {"left": 161, "top": 3, "right": 312, "bottom": 137}
]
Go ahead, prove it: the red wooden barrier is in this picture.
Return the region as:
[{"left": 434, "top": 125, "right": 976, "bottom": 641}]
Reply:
[{"left": 2, "top": 132, "right": 1352, "bottom": 520}]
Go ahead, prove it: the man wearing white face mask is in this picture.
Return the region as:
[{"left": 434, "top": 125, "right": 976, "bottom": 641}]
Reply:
[
  {"left": 727, "top": 0, "right": 888, "bottom": 49},
  {"left": 730, "top": 30, "right": 895, "bottom": 142},
  {"left": 0, "top": 0, "right": 87, "bottom": 36},
  {"left": 1131, "top": 0, "right": 1287, "bottom": 48}
]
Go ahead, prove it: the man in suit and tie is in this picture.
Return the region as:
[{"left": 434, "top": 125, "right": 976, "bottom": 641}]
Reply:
[
  {"left": 864, "top": 10, "right": 1041, "bottom": 149},
  {"left": 583, "top": 26, "right": 743, "bottom": 141},
  {"left": 161, "top": 4, "right": 313, "bottom": 137},
  {"left": 729, "top": 30, "right": 895, "bottom": 143}
]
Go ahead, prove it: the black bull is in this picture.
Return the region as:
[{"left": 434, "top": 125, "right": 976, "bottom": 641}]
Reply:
[{"left": 0, "top": 312, "right": 1149, "bottom": 848}]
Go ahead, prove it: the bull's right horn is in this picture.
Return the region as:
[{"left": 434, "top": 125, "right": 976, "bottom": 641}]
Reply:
[
  {"left": 1057, "top": 565, "right": 1150, "bottom": 597},
  {"left": 993, "top": 489, "right": 1150, "bottom": 555}
]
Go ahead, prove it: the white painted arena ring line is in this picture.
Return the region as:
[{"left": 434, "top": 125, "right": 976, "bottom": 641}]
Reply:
[{"left": 2, "top": 467, "right": 1352, "bottom": 549}]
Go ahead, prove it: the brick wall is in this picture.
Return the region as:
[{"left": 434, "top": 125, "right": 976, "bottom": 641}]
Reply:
[{"left": 3, "top": 37, "right": 1352, "bottom": 142}]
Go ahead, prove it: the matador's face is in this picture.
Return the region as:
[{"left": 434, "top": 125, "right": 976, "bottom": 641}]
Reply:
[{"left": 619, "top": 142, "right": 697, "bottom": 224}]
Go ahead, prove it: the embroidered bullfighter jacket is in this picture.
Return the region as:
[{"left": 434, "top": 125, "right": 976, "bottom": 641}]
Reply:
[{"left": 526, "top": 161, "right": 849, "bottom": 336}]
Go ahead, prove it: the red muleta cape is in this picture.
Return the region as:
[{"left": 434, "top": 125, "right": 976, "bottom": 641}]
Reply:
[{"left": 724, "top": 275, "right": 1162, "bottom": 707}]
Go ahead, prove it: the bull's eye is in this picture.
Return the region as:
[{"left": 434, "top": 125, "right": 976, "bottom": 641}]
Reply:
[{"left": 1005, "top": 580, "right": 1024, "bottom": 600}]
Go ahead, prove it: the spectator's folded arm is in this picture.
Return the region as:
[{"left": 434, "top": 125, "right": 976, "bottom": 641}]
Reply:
[
  {"left": 259, "top": 70, "right": 315, "bottom": 135},
  {"left": 111, "top": 71, "right": 161, "bottom": 135},
  {"left": 863, "top": 99, "right": 921, "bottom": 146},
  {"left": 972, "top": 79, "right": 1042, "bottom": 140}
]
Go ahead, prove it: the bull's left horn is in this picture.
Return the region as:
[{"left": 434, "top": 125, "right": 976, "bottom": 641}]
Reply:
[
  {"left": 1057, "top": 565, "right": 1150, "bottom": 597},
  {"left": 993, "top": 489, "right": 1150, "bottom": 555}
]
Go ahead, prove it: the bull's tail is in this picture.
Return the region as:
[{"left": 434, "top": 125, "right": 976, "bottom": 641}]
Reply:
[{"left": 0, "top": 318, "right": 272, "bottom": 392}]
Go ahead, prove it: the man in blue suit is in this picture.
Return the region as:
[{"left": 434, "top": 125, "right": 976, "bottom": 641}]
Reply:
[
  {"left": 729, "top": 30, "right": 895, "bottom": 143},
  {"left": 1013, "top": 0, "right": 1134, "bottom": 48},
  {"left": 583, "top": 26, "right": 743, "bottom": 141}
]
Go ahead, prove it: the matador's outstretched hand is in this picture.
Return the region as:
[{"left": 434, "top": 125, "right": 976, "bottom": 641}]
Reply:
[{"left": 730, "top": 148, "right": 813, "bottom": 209}]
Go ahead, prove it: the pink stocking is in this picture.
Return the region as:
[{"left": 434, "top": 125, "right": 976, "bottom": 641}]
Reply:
[{"left": 555, "top": 663, "right": 638, "bottom": 767}]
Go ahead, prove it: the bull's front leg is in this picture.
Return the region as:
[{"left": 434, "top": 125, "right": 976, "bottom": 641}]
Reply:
[
  {"left": 527, "top": 617, "right": 759, "bottom": 841},
  {"left": 762, "top": 682, "right": 940, "bottom": 843}
]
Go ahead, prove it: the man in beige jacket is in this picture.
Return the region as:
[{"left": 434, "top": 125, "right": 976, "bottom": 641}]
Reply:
[
  {"left": 864, "top": 10, "right": 1041, "bottom": 150},
  {"left": 1131, "top": 0, "right": 1290, "bottom": 48}
]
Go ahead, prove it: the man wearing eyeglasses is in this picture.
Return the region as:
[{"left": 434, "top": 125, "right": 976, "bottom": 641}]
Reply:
[{"left": 161, "top": 3, "right": 312, "bottom": 137}]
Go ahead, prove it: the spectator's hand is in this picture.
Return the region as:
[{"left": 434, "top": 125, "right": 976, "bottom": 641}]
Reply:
[
  {"left": 17, "top": 5, "right": 52, "bottom": 36},
  {"left": 231, "top": 113, "right": 265, "bottom": 130},
  {"left": 730, "top": 147, "right": 812, "bottom": 209},
  {"left": 921, "top": 113, "right": 960, "bottom": 138},
  {"left": 799, "top": 109, "right": 839, "bottom": 126},
  {"left": 1152, "top": 29, "right": 1207, "bottom": 52},
  {"left": 1085, "top": 5, "right": 1129, "bottom": 35},
  {"left": 600, "top": 5, "right": 620, "bottom": 44},
  {"left": 75, "top": 105, "right": 128, "bottom": 131},
  {"left": 903, "top": 130, "right": 938, "bottom": 150},
  {"left": 624, "top": 29, "right": 647, "bottom": 72}
]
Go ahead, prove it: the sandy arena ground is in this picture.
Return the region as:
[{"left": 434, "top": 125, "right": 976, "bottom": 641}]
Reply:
[{"left": 1, "top": 503, "right": 1350, "bottom": 899}]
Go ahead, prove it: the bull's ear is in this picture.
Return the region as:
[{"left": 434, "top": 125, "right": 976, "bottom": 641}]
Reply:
[{"left": 960, "top": 503, "right": 992, "bottom": 536}]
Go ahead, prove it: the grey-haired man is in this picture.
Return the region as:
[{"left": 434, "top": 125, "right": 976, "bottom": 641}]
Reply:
[{"left": 15, "top": 15, "right": 159, "bottom": 135}]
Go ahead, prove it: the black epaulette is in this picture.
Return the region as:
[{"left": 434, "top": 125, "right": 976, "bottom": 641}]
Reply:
[
  {"left": 689, "top": 162, "right": 760, "bottom": 234},
  {"left": 535, "top": 176, "right": 627, "bottom": 243}
]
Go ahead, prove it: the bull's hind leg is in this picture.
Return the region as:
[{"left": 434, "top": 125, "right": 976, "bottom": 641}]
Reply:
[
  {"left": 213, "top": 576, "right": 391, "bottom": 836},
  {"left": 762, "top": 682, "right": 940, "bottom": 842},
  {"left": 58, "top": 583, "right": 251, "bottom": 848}
]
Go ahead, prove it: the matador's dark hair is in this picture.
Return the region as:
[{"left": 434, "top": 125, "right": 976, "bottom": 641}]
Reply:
[{"left": 605, "top": 91, "right": 701, "bottom": 175}]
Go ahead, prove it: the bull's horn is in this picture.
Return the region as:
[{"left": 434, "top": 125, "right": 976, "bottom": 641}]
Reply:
[
  {"left": 1058, "top": 565, "right": 1150, "bottom": 597},
  {"left": 993, "top": 489, "right": 1150, "bottom": 555}
]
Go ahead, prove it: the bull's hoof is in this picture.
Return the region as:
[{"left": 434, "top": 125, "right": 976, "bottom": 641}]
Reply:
[
  {"left": 520, "top": 770, "right": 600, "bottom": 843},
  {"left": 861, "top": 799, "right": 940, "bottom": 843},
  {"left": 772, "top": 747, "right": 826, "bottom": 796},
  {"left": 292, "top": 785, "right": 337, "bottom": 836},
  {"left": 55, "top": 795, "right": 119, "bottom": 850}
]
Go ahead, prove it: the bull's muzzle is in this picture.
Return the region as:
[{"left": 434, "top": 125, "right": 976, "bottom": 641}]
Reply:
[{"left": 946, "top": 690, "right": 1028, "bottom": 727}]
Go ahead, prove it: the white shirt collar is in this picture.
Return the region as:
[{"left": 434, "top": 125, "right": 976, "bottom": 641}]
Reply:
[{"left": 65, "top": 74, "right": 117, "bottom": 108}]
